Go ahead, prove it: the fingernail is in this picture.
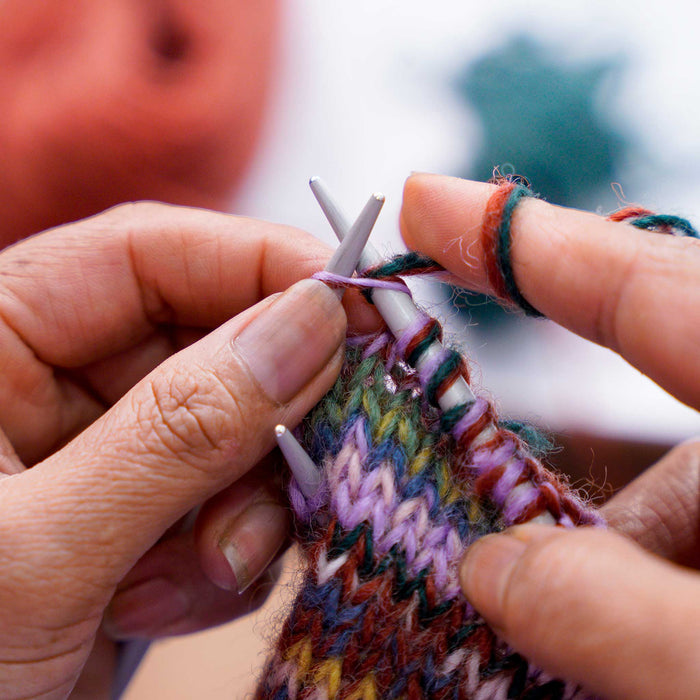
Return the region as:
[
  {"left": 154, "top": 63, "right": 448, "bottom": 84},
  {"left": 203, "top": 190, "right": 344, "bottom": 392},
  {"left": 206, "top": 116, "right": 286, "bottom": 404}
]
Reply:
[
  {"left": 233, "top": 279, "right": 345, "bottom": 404},
  {"left": 459, "top": 532, "right": 527, "bottom": 629},
  {"left": 219, "top": 501, "right": 289, "bottom": 594},
  {"left": 104, "top": 578, "right": 190, "bottom": 639}
]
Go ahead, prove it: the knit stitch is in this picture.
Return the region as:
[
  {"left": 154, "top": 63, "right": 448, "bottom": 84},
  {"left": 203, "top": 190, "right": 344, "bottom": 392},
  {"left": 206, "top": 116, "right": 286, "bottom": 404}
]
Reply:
[{"left": 256, "top": 276, "right": 602, "bottom": 698}]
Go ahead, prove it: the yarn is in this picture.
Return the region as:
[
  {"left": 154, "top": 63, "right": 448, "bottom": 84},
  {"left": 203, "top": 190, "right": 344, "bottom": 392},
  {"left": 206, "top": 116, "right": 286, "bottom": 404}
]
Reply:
[
  {"left": 257, "top": 263, "right": 603, "bottom": 699},
  {"left": 257, "top": 183, "right": 700, "bottom": 698},
  {"left": 257, "top": 191, "right": 699, "bottom": 697},
  {"left": 480, "top": 181, "right": 543, "bottom": 318},
  {"left": 479, "top": 182, "right": 700, "bottom": 319},
  {"left": 608, "top": 206, "right": 699, "bottom": 238}
]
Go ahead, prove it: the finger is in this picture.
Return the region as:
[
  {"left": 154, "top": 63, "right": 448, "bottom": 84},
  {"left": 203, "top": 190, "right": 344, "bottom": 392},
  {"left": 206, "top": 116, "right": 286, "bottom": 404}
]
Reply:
[
  {"left": 0, "top": 427, "right": 24, "bottom": 476},
  {"left": 603, "top": 439, "right": 700, "bottom": 568},
  {"left": 103, "top": 530, "right": 280, "bottom": 640},
  {"left": 460, "top": 524, "right": 700, "bottom": 699},
  {"left": 400, "top": 173, "right": 700, "bottom": 408},
  {"left": 0, "top": 202, "right": 376, "bottom": 460},
  {"left": 0, "top": 201, "right": 367, "bottom": 363},
  {"left": 195, "top": 458, "right": 288, "bottom": 593},
  {"left": 0, "top": 279, "right": 344, "bottom": 623}
]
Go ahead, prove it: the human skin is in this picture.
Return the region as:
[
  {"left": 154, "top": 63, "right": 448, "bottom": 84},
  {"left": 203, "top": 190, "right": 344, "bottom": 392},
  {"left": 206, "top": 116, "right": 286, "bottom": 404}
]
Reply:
[
  {"left": 401, "top": 173, "right": 700, "bottom": 699},
  {"left": 0, "top": 0, "right": 278, "bottom": 247},
  {"left": 0, "top": 203, "right": 384, "bottom": 698}
]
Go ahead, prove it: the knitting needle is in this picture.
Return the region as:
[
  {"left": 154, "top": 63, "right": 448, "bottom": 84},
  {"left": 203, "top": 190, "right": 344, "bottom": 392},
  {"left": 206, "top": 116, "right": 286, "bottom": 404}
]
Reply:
[
  {"left": 274, "top": 425, "right": 320, "bottom": 499},
  {"left": 324, "top": 191, "right": 385, "bottom": 285},
  {"left": 310, "top": 177, "right": 478, "bottom": 412},
  {"left": 310, "top": 178, "right": 554, "bottom": 525},
  {"left": 274, "top": 190, "right": 384, "bottom": 497}
]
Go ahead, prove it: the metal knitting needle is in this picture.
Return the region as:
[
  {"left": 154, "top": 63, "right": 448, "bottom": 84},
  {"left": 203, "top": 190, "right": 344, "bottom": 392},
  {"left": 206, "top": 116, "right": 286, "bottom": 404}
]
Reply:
[
  {"left": 324, "top": 191, "right": 385, "bottom": 287},
  {"left": 275, "top": 191, "right": 384, "bottom": 497},
  {"left": 310, "top": 176, "right": 478, "bottom": 413},
  {"left": 311, "top": 177, "right": 554, "bottom": 525},
  {"left": 275, "top": 425, "right": 320, "bottom": 499}
]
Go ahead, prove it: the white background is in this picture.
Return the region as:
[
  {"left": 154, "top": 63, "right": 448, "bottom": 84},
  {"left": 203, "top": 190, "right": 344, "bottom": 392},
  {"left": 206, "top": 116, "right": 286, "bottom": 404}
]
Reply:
[{"left": 237, "top": 0, "right": 700, "bottom": 441}]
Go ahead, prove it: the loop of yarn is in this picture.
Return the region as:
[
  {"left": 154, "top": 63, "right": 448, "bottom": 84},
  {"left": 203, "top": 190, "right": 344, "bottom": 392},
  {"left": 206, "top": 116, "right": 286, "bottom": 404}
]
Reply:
[
  {"left": 480, "top": 181, "right": 544, "bottom": 318},
  {"left": 258, "top": 261, "right": 603, "bottom": 699}
]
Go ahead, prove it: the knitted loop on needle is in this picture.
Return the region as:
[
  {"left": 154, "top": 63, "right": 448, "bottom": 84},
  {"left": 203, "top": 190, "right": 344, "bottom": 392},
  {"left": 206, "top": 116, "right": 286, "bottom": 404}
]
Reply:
[{"left": 257, "top": 265, "right": 603, "bottom": 699}]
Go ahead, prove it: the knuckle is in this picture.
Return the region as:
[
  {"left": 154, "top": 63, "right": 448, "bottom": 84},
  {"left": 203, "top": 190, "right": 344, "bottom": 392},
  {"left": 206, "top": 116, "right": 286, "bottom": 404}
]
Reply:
[{"left": 136, "top": 365, "right": 244, "bottom": 468}]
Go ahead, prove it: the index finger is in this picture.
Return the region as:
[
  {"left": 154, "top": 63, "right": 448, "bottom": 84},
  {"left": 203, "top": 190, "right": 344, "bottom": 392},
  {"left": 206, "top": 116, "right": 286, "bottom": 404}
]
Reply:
[
  {"left": 400, "top": 173, "right": 700, "bottom": 409},
  {"left": 0, "top": 201, "right": 339, "bottom": 368}
]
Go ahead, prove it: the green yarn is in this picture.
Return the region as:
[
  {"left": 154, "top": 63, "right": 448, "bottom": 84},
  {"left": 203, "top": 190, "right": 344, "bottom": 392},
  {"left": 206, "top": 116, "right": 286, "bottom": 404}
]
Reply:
[
  {"left": 631, "top": 214, "right": 699, "bottom": 238},
  {"left": 497, "top": 184, "right": 543, "bottom": 318}
]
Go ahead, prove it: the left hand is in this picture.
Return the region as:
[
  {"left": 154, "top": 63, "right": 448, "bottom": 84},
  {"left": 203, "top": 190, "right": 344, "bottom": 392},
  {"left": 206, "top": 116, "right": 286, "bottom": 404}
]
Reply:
[{"left": 0, "top": 202, "right": 368, "bottom": 698}]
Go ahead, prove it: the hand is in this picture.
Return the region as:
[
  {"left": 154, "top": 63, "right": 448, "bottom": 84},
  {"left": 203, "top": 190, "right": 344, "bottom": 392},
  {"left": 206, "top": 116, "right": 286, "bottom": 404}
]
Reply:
[
  {"left": 0, "top": 202, "right": 359, "bottom": 698},
  {"left": 0, "top": 0, "right": 278, "bottom": 246},
  {"left": 400, "top": 173, "right": 700, "bottom": 699}
]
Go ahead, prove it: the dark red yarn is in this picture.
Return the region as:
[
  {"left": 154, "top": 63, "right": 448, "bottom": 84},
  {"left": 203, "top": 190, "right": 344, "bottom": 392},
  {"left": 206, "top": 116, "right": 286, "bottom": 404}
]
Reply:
[{"left": 480, "top": 181, "right": 518, "bottom": 304}]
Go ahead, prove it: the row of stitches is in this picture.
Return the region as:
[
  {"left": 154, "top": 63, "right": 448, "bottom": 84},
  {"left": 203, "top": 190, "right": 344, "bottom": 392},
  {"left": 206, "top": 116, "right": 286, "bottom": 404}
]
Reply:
[{"left": 399, "top": 322, "right": 602, "bottom": 528}]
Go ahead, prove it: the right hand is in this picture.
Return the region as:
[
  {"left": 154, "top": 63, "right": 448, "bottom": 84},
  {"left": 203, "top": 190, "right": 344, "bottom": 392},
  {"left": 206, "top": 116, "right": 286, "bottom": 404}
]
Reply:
[{"left": 401, "top": 173, "right": 700, "bottom": 699}]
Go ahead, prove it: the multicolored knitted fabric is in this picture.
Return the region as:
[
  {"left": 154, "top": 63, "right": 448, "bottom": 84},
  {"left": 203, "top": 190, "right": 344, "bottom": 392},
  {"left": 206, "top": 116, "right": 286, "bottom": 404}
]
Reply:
[
  {"left": 255, "top": 266, "right": 604, "bottom": 697},
  {"left": 254, "top": 177, "right": 700, "bottom": 699}
]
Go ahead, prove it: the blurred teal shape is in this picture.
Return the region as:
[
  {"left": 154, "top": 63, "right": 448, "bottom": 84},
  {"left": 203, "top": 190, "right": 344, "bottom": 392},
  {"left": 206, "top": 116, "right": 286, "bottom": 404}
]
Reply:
[
  {"left": 459, "top": 35, "right": 628, "bottom": 208},
  {"left": 451, "top": 36, "right": 630, "bottom": 325}
]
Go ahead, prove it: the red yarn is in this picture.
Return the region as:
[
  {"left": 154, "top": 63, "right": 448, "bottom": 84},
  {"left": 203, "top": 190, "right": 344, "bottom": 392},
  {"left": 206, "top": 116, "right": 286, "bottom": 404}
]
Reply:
[{"left": 480, "top": 181, "right": 518, "bottom": 303}]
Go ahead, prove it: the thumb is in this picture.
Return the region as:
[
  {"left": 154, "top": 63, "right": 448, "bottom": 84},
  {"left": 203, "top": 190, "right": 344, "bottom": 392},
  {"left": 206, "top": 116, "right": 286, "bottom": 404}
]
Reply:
[
  {"left": 1, "top": 279, "right": 345, "bottom": 603},
  {"left": 460, "top": 524, "right": 700, "bottom": 699}
]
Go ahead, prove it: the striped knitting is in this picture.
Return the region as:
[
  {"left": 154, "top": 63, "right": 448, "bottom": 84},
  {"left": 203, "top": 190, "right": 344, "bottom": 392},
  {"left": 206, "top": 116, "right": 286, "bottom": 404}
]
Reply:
[{"left": 257, "top": 311, "right": 603, "bottom": 698}]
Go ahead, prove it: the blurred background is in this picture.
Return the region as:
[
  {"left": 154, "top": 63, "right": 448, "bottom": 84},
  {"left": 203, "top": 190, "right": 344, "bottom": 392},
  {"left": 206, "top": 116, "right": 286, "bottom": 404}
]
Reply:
[{"left": 45, "top": 0, "right": 693, "bottom": 695}]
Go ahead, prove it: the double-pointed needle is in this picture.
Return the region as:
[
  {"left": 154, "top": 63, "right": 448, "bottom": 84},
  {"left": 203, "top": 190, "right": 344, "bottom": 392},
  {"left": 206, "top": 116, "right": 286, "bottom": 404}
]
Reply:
[
  {"left": 309, "top": 177, "right": 553, "bottom": 525},
  {"left": 275, "top": 189, "right": 384, "bottom": 499},
  {"left": 310, "top": 176, "right": 477, "bottom": 413}
]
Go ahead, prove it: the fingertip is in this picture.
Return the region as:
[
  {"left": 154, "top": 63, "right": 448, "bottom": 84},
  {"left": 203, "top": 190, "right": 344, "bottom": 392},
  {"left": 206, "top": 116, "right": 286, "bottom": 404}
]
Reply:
[
  {"left": 400, "top": 174, "right": 500, "bottom": 290},
  {"left": 459, "top": 525, "right": 558, "bottom": 628}
]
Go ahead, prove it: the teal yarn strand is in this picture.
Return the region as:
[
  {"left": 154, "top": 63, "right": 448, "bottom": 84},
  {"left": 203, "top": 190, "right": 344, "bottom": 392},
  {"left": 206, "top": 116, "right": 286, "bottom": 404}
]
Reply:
[
  {"left": 631, "top": 214, "right": 699, "bottom": 238},
  {"left": 495, "top": 184, "right": 543, "bottom": 317}
]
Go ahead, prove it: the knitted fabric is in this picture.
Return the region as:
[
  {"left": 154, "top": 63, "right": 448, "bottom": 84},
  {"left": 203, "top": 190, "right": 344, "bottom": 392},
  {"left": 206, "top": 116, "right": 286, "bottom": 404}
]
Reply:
[
  {"left": 256, "top": 299, "right": 603, "bottom": 698},
  {"left": 255, "top": 183, "right": 700, "bottom": 698}
]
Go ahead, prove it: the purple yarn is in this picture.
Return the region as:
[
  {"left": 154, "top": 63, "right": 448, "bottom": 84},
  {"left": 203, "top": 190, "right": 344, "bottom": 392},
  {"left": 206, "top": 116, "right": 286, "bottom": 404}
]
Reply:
[
  {"left": 451, "top": 397, "right": 490, "bottom": 441},
  {"left": 503, "top": 484, "right": 540, "bottom": 524},
  {"left": 470, "top": 441, "right": 517, "bottom": 476},
  {"left": 492, "top": 459, "right": 526, "bottom": 505},
  {"left": 312, "top": 270, "right": 411, "bottom": 295},
  {"left": 394, "top": 313, "right": 434, "bottom": 360}
]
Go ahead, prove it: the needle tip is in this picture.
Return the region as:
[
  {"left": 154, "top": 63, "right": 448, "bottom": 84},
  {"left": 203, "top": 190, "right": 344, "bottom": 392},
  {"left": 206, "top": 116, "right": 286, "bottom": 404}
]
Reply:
[
  {"left": 274, "top": 424, "right": 286, "bottom": 438},
  {"left": 309, "top": 176, "right": 321, "bottom": 186},
  {"left": 373, "top": 192, "right": 386, "bottom": 202}
]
